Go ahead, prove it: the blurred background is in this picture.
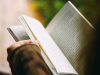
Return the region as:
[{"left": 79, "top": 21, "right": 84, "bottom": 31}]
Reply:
[{"left": 0, "top": 0, "right": 100, "bottom": 75}]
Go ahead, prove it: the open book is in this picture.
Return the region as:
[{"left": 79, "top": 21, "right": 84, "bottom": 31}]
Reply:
[{"left": 7, "top": 1, "right": 96, "bottom": 75}]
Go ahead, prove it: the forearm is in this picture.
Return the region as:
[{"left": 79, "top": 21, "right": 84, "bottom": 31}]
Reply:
[{"left": 9, "top": 44, "right": 52, "bottom": 75}]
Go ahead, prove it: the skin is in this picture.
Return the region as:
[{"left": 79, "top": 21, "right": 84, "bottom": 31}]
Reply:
[{"left": 7, "top": 40, "right": 39, "bottom": 63}]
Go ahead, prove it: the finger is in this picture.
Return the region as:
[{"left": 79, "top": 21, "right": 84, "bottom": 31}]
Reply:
[
  {"left": 17, "top": 40, "right": 32, "bottom": 46},
  {"left": 31, "top": 40, "right": 39, "bottom": 46},
  {"left": 7, "top": 40, "right": 32, "bottom": 54},
  {"left": 7, "top": 40, "right": 32, "bottom": 51}
]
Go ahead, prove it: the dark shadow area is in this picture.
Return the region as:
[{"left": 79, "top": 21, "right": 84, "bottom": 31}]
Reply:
[{"left": 0, "top": 73, "right": 11, "bottom": 75}]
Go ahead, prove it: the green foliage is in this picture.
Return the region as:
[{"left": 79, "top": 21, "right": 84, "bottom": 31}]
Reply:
[
  {"left": 30, "top": 0, "right": 68, "bottom": 27},
  {"left": 30, "top": 0, "right": 100, "bottom": 28}
]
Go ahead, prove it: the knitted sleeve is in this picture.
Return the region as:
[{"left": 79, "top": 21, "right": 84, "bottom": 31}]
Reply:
[{"left": 9, "top": 44, "right": 52, "bottom": 75}]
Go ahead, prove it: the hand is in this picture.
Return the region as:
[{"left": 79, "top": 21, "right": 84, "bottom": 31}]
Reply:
[{"left": 7, "top": 40, "right": 39, "bottom": 63}]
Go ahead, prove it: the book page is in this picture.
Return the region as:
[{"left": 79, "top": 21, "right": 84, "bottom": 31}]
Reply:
[
  {"left": 18, "top": 15, "right": 78, "bottom": 75},
  {"left": 46, "top": 1, "right": 95, "bottom": 75},
  {"left": 7, "top": 26, "right": 30, "bottom": 41}
]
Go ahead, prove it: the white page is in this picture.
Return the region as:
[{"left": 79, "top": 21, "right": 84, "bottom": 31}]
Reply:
[
  {"left": 18, "top": 17, "right": 36, "bottom": 42},
  {"left": 46, "top": 1, "right": 95, "bottom": 74},
  {"left": 18, "top": 15, "right": 78, "bottom": 75},
  {"left": 7, "top": 26, "right": 30, "bottom": 41}
]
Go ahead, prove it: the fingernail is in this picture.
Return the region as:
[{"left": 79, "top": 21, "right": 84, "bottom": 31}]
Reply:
[{"left": 34, "top": 41, "right": 39, "bottom": 46}]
